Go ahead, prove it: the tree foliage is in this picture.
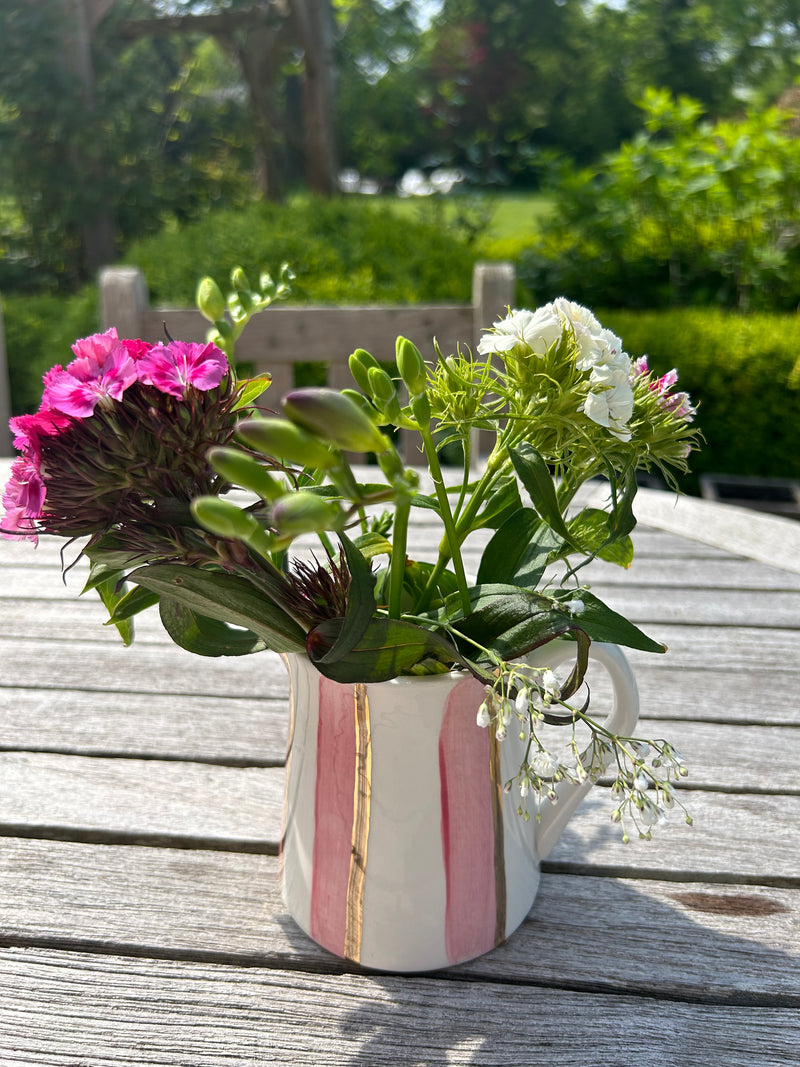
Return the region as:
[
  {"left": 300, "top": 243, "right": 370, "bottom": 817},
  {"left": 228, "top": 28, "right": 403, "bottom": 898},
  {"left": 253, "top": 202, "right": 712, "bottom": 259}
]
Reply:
[
  {"left": 520, "top": 89, "right": 800, "bottom": 310},
  {"left": 0, "top": 0, "right": 253, "bottom": 288}
]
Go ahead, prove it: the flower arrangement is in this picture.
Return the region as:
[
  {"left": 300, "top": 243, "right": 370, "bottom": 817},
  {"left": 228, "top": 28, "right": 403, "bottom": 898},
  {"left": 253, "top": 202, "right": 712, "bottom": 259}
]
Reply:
[{"left": 2, "top": 269, "right": 698, "bottom": 842}]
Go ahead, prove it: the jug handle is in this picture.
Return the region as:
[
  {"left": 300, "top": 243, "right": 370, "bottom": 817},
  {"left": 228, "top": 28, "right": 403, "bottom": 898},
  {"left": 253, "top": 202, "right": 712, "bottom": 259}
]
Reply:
[{"left": 535, "top": 641, "right": 639, "bottom": 860}]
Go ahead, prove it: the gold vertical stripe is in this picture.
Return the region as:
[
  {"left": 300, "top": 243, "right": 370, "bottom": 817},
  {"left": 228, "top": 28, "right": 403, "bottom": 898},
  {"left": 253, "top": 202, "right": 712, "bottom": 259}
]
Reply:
[
  {"left": 489, "top": 729, "right": 507, "bottom": 946},
  {"left": 344, "top": 683, "right": 372, "bottom": 962},
  {"left": 278, "top": 654, "right": 296, "bottom": 877}
]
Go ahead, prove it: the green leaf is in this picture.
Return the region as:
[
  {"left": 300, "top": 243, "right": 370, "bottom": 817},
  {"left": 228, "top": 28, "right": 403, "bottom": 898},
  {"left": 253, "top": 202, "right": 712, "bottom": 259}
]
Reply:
[
  {"left": 128, "top": 563, "right": 307, "bottom": 653},
  {"left": 607, "top": 467, "right": 638, "bottom": 542},
  {"left": 314, "top": 535, "right": 377, "bottom": 665},
  {"left": 555, "top": 590, "right": 666, "bottom": 654},
  {"left": 566, "top": 508, "right": 634, "bottom": 568},
  {"left": 232, "top": 375, "right": 272, "bottom": 411},
  {"left": 84, "top": 534, "right": 143, "bottom": 571},
  {"left": 450, "top": 584, "right": 578, "bottom": 662},
  {"left": 477, "top": 507, "right": 563, "bottom": 586},
  {"left": 449, "top": 584, "right": 592, "bottom": 699},
  {"left": 107, "top": 584, "right": 160, "bottom": 622},
  {"left": 158, "top": 598, "right": 267, "bottom": 657},
  {"left": 306, "top": 617, "right": 462, "bottom": 683},
  {"left": 509, "top": 442, "right": 577, "bottom": 546},
  {"left": 352, "top": 531, "right": 393, "bottom": 559},
  {"left": 93, "top": 576, "right": 134, "bottom": 647},
  {"left": 469, "top": 476, "right": 523, "bottom": 532},
  {"left": 81, "top": 561, "right": 126, "bottom": 595}
]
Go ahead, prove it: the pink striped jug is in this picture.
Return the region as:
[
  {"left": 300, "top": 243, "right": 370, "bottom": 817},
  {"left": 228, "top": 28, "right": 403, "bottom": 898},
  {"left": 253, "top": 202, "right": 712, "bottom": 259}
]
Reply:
[{"left": 280, "top": 641, "right": 638, "bottom": 972}]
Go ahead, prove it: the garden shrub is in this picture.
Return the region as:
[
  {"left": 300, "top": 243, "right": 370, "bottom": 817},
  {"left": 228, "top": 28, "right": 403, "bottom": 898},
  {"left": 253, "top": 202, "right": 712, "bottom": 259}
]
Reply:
[
  {"left": 603, "top": 308, "right": 800, "bottom": 488},
  {"left": 122, "top": 196, "right": 479, "bottom": 306},
  {"left": 2, "top": 287, "right": 97, "bottom": 415},
  {"left": 520, "top": 90, "right": 800, "bottom": 312}
]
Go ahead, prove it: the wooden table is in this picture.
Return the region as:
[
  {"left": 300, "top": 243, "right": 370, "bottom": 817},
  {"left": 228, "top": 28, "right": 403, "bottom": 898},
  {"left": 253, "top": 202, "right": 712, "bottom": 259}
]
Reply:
[{"left": 1, "top": 460, "right": 799, "bottom": 1066}]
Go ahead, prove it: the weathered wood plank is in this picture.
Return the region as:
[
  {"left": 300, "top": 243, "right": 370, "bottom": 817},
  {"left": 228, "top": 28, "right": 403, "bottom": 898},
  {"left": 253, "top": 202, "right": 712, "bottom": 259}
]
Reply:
[
  {"left": 0, "top": 676, "right": 795, "bottom": 762},
  {"left": 0, "top": 947, "right": 796, "bottom": 1066},
  {"left": 0, "top": 688, "right": 289, "bottom": 763},
  {"left": 0, "top": 639, "right": 287, "bottom": 698},
  {"left": 0, "top": 754, "right": 797, "bottom": 880},
  {"left": 1, "top": 625, "right": 795, "bottom": 699},
  {"left": 0, "top": 839, "right": 797, "bottom": 1001},
  {"left": 0, "top": 753, "right": 283, "bottom": 849},
  {"left": 6, "top": 572, "right": 800, "bottom": 630}
]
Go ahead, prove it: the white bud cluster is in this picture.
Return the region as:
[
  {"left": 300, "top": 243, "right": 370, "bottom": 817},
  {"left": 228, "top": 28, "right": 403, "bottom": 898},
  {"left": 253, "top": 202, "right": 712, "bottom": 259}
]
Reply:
[{"left": 475, "top": 662, "right": 691, "bottom": 843}]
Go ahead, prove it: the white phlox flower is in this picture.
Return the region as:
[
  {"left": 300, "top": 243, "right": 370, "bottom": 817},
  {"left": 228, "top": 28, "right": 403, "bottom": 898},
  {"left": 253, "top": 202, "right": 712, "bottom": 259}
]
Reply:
[
  {"left": 477, "top": 306, "right": 563, "bottom": 358},
  {"left": 583, "top": 383, "right": 634, "bottom": 441}
]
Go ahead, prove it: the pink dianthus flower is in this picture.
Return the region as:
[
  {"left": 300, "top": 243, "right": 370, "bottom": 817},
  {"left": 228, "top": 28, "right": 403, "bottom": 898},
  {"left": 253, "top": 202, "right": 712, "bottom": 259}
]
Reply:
[
  {"left": 137, "top": 341, "right": 228, "bottom": 398},
  {"left": 43, "top": 329, "right": 139, "bottom": 417},
  {"left": 1, "top": 454, "right": 46, "bottom": 542}
]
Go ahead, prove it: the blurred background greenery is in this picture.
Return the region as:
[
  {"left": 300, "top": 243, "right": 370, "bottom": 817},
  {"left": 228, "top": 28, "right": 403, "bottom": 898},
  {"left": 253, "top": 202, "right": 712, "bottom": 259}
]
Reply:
[{"left": 2, "top": 1, "right": 800, "bottom": 487}]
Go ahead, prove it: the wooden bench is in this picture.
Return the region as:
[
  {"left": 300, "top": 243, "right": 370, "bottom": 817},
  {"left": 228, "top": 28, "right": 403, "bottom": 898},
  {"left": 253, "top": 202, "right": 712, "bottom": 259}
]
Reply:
[
  {"left": 98, "top": 261, "right": 515, "bottom": 404},
  {"left": 0, "top": 261, "right": 515, "bottom": 459}
]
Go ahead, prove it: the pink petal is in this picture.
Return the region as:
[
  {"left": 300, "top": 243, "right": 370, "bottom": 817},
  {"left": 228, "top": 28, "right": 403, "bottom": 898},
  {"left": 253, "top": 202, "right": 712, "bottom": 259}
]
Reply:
[{"left": 137, "top": 341, "right": 228, "bottom": 398}]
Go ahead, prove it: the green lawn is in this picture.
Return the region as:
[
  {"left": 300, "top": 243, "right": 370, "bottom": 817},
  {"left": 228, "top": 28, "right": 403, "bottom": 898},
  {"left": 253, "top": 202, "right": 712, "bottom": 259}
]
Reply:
[{"left": 356, "top": 190, "right": 551, "bottom": 252}]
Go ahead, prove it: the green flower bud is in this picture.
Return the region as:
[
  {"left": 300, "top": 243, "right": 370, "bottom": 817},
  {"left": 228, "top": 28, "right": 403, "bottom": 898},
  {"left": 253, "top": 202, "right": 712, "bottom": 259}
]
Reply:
[
  {"left": 341, "top": 389, "right": 379, "bottom": 421},
  {"left": 192, "top": 496, "right": 261, "bottom": 541},
  {"left": 207, "top": 446, "right": 284, "bottom": 501},
  {"left": 367, "top": 366, "right": 396, "bottom": 404},
  {"left": 236, "top": 417, "right": 339, "bottom": 470},
  {"left": 396, "top": 336, "right": 428, "bottom": 397},
  {"left": 282, "top": 388, "right": 387, "bottom": 454},
  {"left": 196, "top": 277, "right": 226, "bottom": 323},
  {"left": 348, "top": 348, "right": 381, "bottom": 394},
  {"left": 231, "top": 267, "right": 251, "bottom": 292},
  {"left": 271, "top": 491, "right": 344, "bottom": 537}
]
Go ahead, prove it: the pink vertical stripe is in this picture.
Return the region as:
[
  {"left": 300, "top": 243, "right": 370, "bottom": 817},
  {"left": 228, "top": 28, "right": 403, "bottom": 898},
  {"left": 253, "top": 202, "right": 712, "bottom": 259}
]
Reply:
[
  {"left": 310, "top": 676, "right": 356, "bottom": 957},
  {"left": 439, "top": 676, "right": 498, "bottom": 965}
]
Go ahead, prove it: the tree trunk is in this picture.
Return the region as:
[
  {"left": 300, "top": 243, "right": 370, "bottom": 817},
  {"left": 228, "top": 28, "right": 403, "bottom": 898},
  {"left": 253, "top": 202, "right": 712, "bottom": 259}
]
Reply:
[
  {"left": 290, "top": 0, "right": 338, "bottom": 195},
  {"left": 65, "top": 0, "right": 117, "bottom": 275},
  {"left": 220, "top": 20, "right": 288, "bottom": 201}
]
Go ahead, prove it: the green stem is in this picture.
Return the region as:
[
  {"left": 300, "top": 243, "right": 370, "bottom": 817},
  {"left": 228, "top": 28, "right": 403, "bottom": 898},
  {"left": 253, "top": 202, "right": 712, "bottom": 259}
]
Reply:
[
  {"left": 387, "top": 491, "right": 411, "bottom": 618},
  {"left": 452, "top": 430, "right": 471, "bottom": 523},
  {"left": 415, "top": 440, "right": 511, "bottom": 613},
  {"left": 413, "top": 414, "right": 473, "bottom": 617}
]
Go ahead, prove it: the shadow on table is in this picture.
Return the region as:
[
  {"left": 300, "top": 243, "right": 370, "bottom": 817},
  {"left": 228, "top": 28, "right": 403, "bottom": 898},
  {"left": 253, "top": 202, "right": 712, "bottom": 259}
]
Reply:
[{"left": 274, "top": 872, "right": 798, "bottom": 1066}]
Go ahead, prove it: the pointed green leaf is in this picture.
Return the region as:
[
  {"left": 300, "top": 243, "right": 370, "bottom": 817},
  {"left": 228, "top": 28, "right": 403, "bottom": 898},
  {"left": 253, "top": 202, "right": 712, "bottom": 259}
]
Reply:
[
  {"left": 566, "top": 508, "right": 634, "bottom": 568},
  {"left": 307, "top": 617, "right": 461, "bottom": 683},
  {"left": 82, "top": 561, "right": 127, "bottom": 595},
  {"left": 509, "top": 442, "right": 577, "bottom": 546},
  {"left": 470, "top": 476, "right": 523, "bottom": 532},
  {"left": 314, "top": 535, "right": 377, "bottom": 664},
  {"left": 232, "top": 374, "right": 272, "bottom": 411},
  {"left": 477, "top": 507, "right": 563, "bottom": 586},
  {"left": 107, "top": 584, "right": 160, "bottom": 622},
  {"left": 352, "top": 531, "right": 393, "bottom": 559},
  {"left": 448, "top": 584, "right": 592, "bottom": 698},
  {"left": 158, "top": 597, "right": 267, "bottom": 657},
  {"left": 450, "top": 584, "right": 578, "bottom": 663},
  {"left": 556, "top": 590, "right": 666, "bottom": 653},
  {"left": 608, "top": 467, "right": 639, "bottom": 541},
  {"left": 129, "top": 563, "right": 307, "bottom": 653},
  {"left": 84, "top": 534, "right": 142, "bottom": 570},
  {"left": 93, "top": 576, "right": 134, "bottom": 647}
]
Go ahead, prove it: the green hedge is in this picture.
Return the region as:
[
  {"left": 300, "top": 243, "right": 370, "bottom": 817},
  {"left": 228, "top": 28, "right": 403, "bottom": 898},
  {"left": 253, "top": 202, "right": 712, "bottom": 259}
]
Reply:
[
  {"left": 604, "top": 308, "right": 800, "bottom": 489},
  {"left": 1, "top": 287, "right": 98, "bottom": 415},
  {"left": 122, "top": 197, "right": 477, "bottom": 306}
]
